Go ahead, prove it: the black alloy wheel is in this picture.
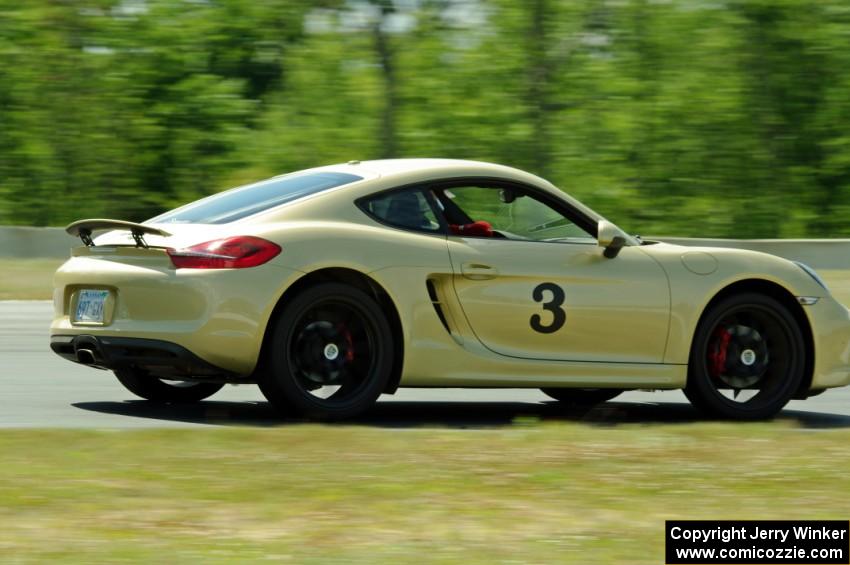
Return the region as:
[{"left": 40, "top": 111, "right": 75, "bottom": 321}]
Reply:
[
  {"left": 259, "top": 282, "right": 394, "bottom": 421},
  {"left": 684, "top": 292, "right": 806, "bottom": 420},
  {"left": 114, "top": 368, "right": 224, "bottom": 403}
]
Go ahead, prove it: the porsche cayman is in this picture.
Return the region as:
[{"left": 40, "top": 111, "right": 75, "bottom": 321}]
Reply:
[{"left": 49, "top": 159, "right": 850, "bottom": 420}]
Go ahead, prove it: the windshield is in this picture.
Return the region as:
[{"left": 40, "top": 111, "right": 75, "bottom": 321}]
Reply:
[{"left": 149, "top": 171, "right": 363, "bottom": 224}]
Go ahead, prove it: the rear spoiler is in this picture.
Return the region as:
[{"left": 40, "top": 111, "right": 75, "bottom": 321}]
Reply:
[{"left": 65, "top": 219, "right": 171, "bottom": 248}]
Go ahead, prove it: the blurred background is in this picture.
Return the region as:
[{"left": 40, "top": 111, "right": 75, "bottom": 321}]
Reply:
[{"left": 2, "top": 0, "right": 850, "bottom": 238}]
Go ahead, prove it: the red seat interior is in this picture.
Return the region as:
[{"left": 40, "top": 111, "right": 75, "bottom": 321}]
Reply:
[{"left": 448, "top": 220, "right": 493, "bottom": 237}]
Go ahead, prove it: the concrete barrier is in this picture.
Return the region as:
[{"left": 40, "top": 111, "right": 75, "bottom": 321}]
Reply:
[{"left": 0, "top": 226, "right": 73, "bottom": 259}]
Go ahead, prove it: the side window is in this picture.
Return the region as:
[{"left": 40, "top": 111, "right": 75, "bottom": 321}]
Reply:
[
  {"left": 435, "top": 185, "right": 594, "bottom": 243},
  {"left": 360, "top": 189, "right": 442, "bottom": 233}
]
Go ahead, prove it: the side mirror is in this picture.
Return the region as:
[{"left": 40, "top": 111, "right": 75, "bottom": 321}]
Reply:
[
  {"left": 597, "top": 220, "right": 627, "bottom": 259},
  {"left": 499, "top": 188, "right": 520, "bottom": 204}
]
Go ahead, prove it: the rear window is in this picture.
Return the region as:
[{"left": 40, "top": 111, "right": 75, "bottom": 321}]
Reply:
[
  {"left": 150, "top": 171, "right": 363, "bottom": 224},
  {"left": 360, "top": 189, "right": 442, "bottom": 233}
]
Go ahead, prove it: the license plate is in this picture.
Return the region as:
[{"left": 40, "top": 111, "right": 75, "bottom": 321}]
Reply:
[{"left": 74, "top": 289, "right": 109, "bottom": 324}]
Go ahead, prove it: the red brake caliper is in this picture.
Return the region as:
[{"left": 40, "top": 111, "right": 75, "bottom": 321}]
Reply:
[
  {"left": 708, "top": 326, "right": 732, "bottom": 378},
  {"left": 338, "top": 324, "right": 355, "bottom": 363}
]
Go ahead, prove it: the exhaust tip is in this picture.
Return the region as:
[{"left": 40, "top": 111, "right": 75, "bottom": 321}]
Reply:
[{"left": 76, "top": 349, "right": 96, "bottom": 365}]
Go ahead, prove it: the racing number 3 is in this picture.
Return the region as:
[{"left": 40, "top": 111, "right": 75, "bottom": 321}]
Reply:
[{"left": 530, "top": 282, "right": 566, "bottom": 333}]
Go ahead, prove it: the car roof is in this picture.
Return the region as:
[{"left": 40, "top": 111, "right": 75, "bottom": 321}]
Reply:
[
  {"left": 345, "top": 158, "right": 518, "bottom": 174},
  {"left": 313, "top": 158, "right": 546, "bottom": 183},
  {"left": 305, "top": 158, "right": 604, "bottom": 223},
  {"left": 171, "top": 158, "right": 605, "bottom": 228}
]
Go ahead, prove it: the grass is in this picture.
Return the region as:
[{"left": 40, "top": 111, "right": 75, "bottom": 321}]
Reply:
[
  {"left": 0, "top": 423, "right": 848, "bottom": 563},
  {"left": 0, "top": 258, "right": 64, "bottom": 300}
]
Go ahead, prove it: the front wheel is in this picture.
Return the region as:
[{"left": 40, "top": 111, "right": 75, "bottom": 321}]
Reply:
[
  {"left": 684, "top": 293, "right": 806, "bottom": 420},
  {"left": 540, "top": 388, "right": 623, "bottom": 406},
  {"left": 258, "top": 282, "right": 394, "bottom": 421},
  {"left": 114, "top": 369, "right": 224, "bottom": 403}
]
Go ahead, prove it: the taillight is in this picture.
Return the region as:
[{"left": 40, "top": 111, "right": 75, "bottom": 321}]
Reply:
[{"left": 167, "top": 236, "right": 281, "bottom": 269}]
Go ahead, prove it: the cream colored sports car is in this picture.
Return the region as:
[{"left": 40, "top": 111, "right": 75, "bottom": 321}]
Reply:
[{"left": 50, "top": 159, "right": 850, "bottom": 420}]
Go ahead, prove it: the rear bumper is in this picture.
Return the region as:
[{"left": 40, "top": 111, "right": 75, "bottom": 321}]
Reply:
[
  {"left": 50, "top": 335, "right": 238, "bottom": 380},
  {"left": 50, "top": 253, "right": 304, "bottom": 376}
]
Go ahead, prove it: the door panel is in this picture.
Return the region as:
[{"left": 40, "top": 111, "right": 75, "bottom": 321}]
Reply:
[{"left": 447, "top": 237, "right": 670, "bottom": 363}]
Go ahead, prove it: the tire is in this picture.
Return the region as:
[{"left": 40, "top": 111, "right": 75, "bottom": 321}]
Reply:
[
  {"left": 258, "top": 282, "right": 395, "bottom": 421},
  {"left": 684, "top": 292, "right": 806, "bottom": 420},
  {"left": 114, "top": 369, "right": 224, "bottom": 403},
  {"left": 540, "top": 388, "right": 623, "bottom": 406}
]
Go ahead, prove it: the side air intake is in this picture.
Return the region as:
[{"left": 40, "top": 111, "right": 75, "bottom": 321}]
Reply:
[{"left": 426, "top": 279, "right": 452, "bottom": 335}]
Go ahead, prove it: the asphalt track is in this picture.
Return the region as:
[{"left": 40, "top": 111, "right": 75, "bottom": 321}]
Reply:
[{"left": 2, "top": 301, "right": 849, "bottom": 429}]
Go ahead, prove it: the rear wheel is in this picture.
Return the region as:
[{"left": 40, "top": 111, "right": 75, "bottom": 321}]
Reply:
[
  {"left": 684, "top": 292, "right": 806, "bottom": 420},
  {"left": 540, "top": 388, "right": 623, "bottom": 406},
  {"left": 114, "top": 369, "right": 224, "bottom": 403},
  {"left": 259, "top": 282, "right": 394, "bottom": 421}
]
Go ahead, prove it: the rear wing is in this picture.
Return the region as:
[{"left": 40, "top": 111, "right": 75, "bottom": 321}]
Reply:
[{"left": 65, "top": 219, "right": 171, "bottom": 248}]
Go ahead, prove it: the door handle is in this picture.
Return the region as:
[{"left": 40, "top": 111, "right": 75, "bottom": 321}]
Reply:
[{"left": 461, "top": 262, "right": 498, "bottom": 280}]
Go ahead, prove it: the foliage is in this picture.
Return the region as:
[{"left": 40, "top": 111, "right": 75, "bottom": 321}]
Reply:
[{"left": 2, "top": 0, "right": 850, "bottom": 237}]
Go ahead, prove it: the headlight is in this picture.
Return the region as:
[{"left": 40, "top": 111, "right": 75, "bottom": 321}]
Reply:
[{"left": 794, "top": 261, "right": 829, "bottom": 291}]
